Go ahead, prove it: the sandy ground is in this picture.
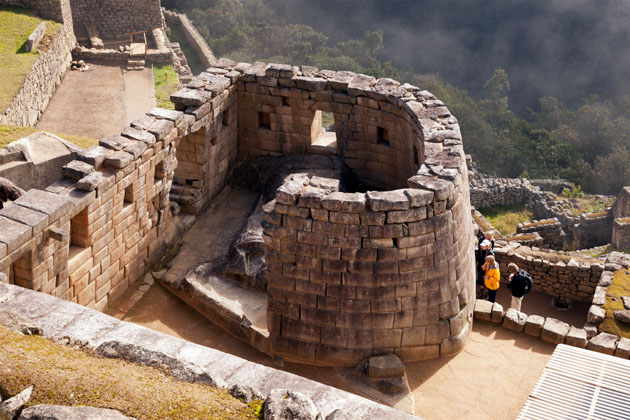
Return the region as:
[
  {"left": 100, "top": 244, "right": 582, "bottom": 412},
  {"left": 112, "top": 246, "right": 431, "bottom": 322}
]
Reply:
[{"left": 37, "top": 63, "right": 154, "bottom": 140}]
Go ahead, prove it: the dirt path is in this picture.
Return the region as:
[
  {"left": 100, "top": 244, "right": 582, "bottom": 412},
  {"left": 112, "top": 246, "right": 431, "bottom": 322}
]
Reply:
[{"left": 37, "top": 63, "right": 154, "bottom": 140}]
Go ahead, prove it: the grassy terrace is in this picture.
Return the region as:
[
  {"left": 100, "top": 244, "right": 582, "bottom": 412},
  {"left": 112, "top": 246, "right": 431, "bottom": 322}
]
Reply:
[
  {"left": 0, "top": 124, "right": 98, "bottom": 149},
  {"left": 153, "top": 64, "right": 179, "bottom": 110},
  {"left": 480, "top": 204, "right": 534, "bottom": 235},
  {"left": 166, "top": 23, "right": 205, "bottom": 75},
  {"left": 0, "top": 6, "right": 62, "bottom": 113},
  {"left": 0, "top": 325, "right": 263, "bottom": 419}
]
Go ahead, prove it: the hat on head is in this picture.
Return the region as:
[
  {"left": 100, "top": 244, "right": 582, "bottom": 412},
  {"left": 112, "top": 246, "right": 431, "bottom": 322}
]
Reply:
[{"left": 480, "top": 239, "right": 491, "bottom": 248}]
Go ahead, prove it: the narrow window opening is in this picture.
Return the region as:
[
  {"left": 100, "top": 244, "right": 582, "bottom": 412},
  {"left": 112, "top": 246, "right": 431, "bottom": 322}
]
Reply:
[
  {"left": 311, "top": 110, "right": 337, "bottom": 151},
  {"left": 222, "top": 109, "right": 230, "bottom": 126},
  {"left": 377, "top": 126, "right": 390, "bottom": 147},
  {"left": 413, "top": 145, "right": 420, "bottom": 167},
  {"left": 155, "top": 160, "right": 166, "bottom": 181},
  {"left": 124, "top": 184, "right": 135, "bottom": 205},
  {"left": 258, "top": 112, "right": 271, "bottom": 130}
]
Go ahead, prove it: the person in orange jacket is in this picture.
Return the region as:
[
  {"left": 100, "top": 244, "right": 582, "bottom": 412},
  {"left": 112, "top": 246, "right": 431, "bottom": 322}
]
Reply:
[{"left": 482, "top": 254, "right": 500, "bottom": 303}]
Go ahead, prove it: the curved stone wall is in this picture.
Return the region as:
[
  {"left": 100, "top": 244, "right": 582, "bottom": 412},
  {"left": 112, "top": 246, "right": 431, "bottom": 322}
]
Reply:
[{"left": 246, "top": 66, "right": 475, "bottom": 366}]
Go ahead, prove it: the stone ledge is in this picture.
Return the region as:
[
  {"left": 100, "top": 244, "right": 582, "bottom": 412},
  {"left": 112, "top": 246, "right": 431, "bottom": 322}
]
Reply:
[{"left": 0, "top": 283, "right": 421, "bottom": 420}]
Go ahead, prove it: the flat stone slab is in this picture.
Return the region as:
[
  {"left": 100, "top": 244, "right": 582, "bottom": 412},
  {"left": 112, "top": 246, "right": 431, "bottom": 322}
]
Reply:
[
  {"left": 473, "top": 299, "right": 493, "bottom": 321},
  {"left": 502, "top": 308, "right": 527, "bottom": 332},
  {"left": 0, "top": 283, "right": 421, "bottom": 420},
  {"left": 615, "top": 337, "right": 630, "bottom": 359},
  {"left": 586, "top": 332, "right": 617, "bottom": 355},
  {"left": 368, "top": 354, "right": 405, "bottom": 379},
  {"left": 614, "top": 309, "right": 630, "bottom": 325},
  {"left": 18, "top": 405, "right": 133, "bottom": 420},
  {"left": 524, "top": 315, "right": 545, "bottom": 337},
  {"left": 565, "top": 327, "right": 587, "bottom": 348},
  {"left": 14, "top": 189, "right": 72, "bottom": 222},
  {"left": 0, "top": 215, "right": 32, "bottom": 253},
  {"left": 491, "top": 303, "right": 504, "bottom": 323},
  {"left": 0, "top": 203, "right": 48, "bottom": 236},
  {"left": 541, "top": 318, "right": 570, "bottom": 344},
  {"left": 623, "top": 296, "right": 630, "bottom": 310}
]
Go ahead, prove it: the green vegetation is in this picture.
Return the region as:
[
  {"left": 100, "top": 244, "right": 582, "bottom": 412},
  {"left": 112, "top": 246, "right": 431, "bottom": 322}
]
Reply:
[
  {"left": 0, "top": 326, "right": 261, "bottom": 419},
  {"left": 153, "top": 64, "right": 179, "bottom": 110},
  {"left": 0, "top": 6, "right": 62, "bottom": 112},
  {"left": 600, "top": 270, "right": 630, "bottom": 339},
  {"left": 166, "top": 23, "right": 206, "bottom": 75},
  {"left": 162, "top": 0, "right": 630, "bottom": 196},
  {"left": 321, "top": 111, "right": 334, "bottom": 129},
  {"left": 480, "top": 205, "right": 534, "bottom": 235},
  {"left": 561, "top": 185, "right": 584, "bottom": 199},
  {"left": 0, "top": 124, "right": 98, "bottom": 149}
]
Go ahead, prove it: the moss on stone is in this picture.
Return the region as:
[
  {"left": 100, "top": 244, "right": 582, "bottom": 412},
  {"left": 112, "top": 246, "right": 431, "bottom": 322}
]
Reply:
[
  {"left": 600, "top": 270, "right": 630, "bottom": 339},
  {"left": 480, "top": 204, "right": 534, "bottom": 235}
]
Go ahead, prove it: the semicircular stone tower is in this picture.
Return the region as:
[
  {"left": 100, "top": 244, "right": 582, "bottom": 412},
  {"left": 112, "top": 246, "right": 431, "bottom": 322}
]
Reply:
[{"left": 250, "top": 67, "right": 476, "bottom": 366}]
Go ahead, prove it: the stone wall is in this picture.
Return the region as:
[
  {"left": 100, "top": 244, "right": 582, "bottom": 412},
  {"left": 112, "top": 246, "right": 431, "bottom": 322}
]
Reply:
[
  {"left": 613, "top": 218, "right": 630, "bottom": 249},
  {"left": 0, "top": 0, "right": 65, "bottom": 22},
  {"left": 613, "top": 187, "right": 630, "bottom": 220},
  {"left": 469, "top": 177, "right": 533, "bottom": 209},
  {"left": 68, "top": 0, "right": 163, "bottom": 40},
  {"left": 573, "top": 211, "right": 613, "bottom": 250},
  {"left": 494, "top": 244, "right": 603, "bottom": 303},
  {"left": 517, "top": 218, "right": 565, "bottom": 249},
  {"left": 163, "top": 9, "right": 216, "bottom": 69},
  {"left": 0, "top": 13, "right": 74, "bottom": 126}
]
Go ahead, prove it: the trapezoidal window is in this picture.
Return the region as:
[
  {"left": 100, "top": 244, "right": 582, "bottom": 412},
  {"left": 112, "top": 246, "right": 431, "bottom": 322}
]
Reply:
[
  {"left": 311, "top": 110, "right": 337, "bottom": 151},
  {"left": 222, "top": 109, "right": 230, "bottom": 127},
  {"left": 258, "top": 112, "right": 271, "bottom": 130},
  {"left": 377, "top": 126, "right": 390, "bottom": 147}
]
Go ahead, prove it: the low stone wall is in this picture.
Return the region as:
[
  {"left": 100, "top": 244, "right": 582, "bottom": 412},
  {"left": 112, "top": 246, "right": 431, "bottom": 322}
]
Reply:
[
  {"left": 517, "top": 218, "right": 565, "bottom": 249},
  {"left": 613, "top": 218, "right": 630, "bottom": 249},
  {"left": 0, "top": 0, "right": 66, "bottom": 22},
  {"left": 503, "top": 232, "right": 543, "bottom": 248},
  {"left": 530, "top": 178, "right": 573, "bottom": 195},
  {"left": 163, "top": 9, "right": 216, "bottom": 69},
  {"left": 573, "top": 211, "right": 613, "bottom": 250},
  {"left": 494, "top": 244, "right": 603, "bottom": 303},
  {"left": 613, "top": 187, "right": 630, "bottom": 219},
  {"left": 0, "top": 22, "right": 74, "bottom": 126},
  {"left": 469, "top": 177, "right": 534, "bottom": 209}
]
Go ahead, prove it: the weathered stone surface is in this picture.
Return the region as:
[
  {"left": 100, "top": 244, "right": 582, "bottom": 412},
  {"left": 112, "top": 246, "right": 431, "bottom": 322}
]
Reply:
[
  {"left": 592, "top": 286, "right": 607, "bottom": 306},
  {"left": 587, "top": 305, "right": 606, "bottom": 324},
  {"left": 325, "top": 410, "right": 359, "bottom": 420},
  {"left": 0, "top": 385, "right": 33, "bottom": 420},
  {"left": 264, "top": 390, "right": 321, "bottom": 420},
  {"left": 17, "top": 405, "right": 133, "bottom": 420},
  {"left": 502, "top": 308, "right": 527, "bottom": 332},
  {"left": 473, "top": 299, "right": 493, "bottom": 321},
  {"left": 95, "top": 341, "right": 227, "bottom": 388},
  {"left": 614, "top": 309, "right": 630, "bottom": 325},
  {"left": 62, "top": 160, "right": 94, "bottom": 181},
  {"left": 328, "top": 71, "right": 355, "bottom": 90},
  {"left": 76, "top": 146, "right": 109, "bottom": 168},
  {"left": 25, "top": 22, "right": 45, "bottom": 52},
  {"left": 565, "top": 327, "right": 587, "bottom": 348},
  {"left": 404, "top": 189, "right": 434, "bottom": 208},
  {"left": 229, "top": 384, "right": 263, "bottom": 404},
  {"left": 0, "top": 215, "right": 32, "bottom": 252},
  {"left": 14, "top": 189, "right": 71, "bottom": 222},
  {"left": 46, "top": 226, "right": 68, "bottom": 242},
  {"left": 347, "top": 74, "right": 376, "bottom": 96},
  {"left": 368, "top": 354, "right": 405, "bottom": 379},
  {"left": 367, "top": 190, "right": 409, "bottom": 211},
  {"left": 295, "top": 76, "right": 327, "bottom": 91},
  {"left": 0, "top": 177, "right": 24, "bottom": 203},
  {"left": 586, "top": 332, "right": 617, "bottom": 355},
  {"left": 148, "top": 119, "right": 175, "bottom": 141},
  {"left": 99, "top": 135, "right": 132, "bottom": 151},
  {"left": 76, "top": 172, "right": 103, "bottom": 192},
  {"left": 104, "top": 151, "right": 134, "bottom": 169},
  {"left": 122, "top": 126, "right": 156, "bottom": 145},
  {"left": 0, "top": 310, "right": 42, "bottom": 336},
  {"left": 524, "top": 315, "right": 545, "bottom": 337},
  {"left": 170, "top": 88, "right": 210, "bottom": 106},
  {"left": 541, "top": 318, "right": 570, "bottom": 344},
  {"left": 148, "top": 107, "right": 184, "bottom": 124},
  {"left": 0, "top": 203, "right": 48, "bottom": 236},
  {"left": 623, "top": 296, "right": 630, "bottom": 310},
  {"left": 491, "top": 302, "right": 504, "bottom": 323},
  {"left": 583, "top": 323, "right": 598, "bottom": 339},
  {"left": 615, "top": 337, "right": 630, "bottom": 359},
  {"left": 123, "top": 141, "right": 148, "bottom": 159}
]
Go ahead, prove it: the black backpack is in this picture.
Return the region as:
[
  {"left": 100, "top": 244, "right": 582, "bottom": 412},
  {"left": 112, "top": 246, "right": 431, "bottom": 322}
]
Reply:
[{"left": 516, "top": 270, "right": 533, "bottom": 294}]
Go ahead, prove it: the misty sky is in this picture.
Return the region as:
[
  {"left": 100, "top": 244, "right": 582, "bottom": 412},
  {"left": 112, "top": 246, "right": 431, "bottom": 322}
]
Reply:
[{"left": 268, "top": 0, "right": 630, "bottom": 112}]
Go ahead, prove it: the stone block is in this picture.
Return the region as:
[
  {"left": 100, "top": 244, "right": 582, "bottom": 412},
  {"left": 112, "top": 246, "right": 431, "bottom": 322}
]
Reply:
[
  {"left": 440, "top": 320, "right": 470, "bottom": 357},
  {"left": 148, "top": 107, "right": 184, "bottom": 124},
  {"left": 367, "top": 190, "right": 409, "bottom": 211},
  {"left": 122, "top": 126, "right": 156, "bottom": 145},
  {"left": 615, "top": 337, "right": 630, "bottom": 359},
  {"left": 76, "top": 172, "right": 103, "bottom": 192},
  {"left": 473, "top": 299, "right": 493, "bottom": 321},
  {"left": 502, "top": 308, "right": 527, "bottom": 332},
  {"left": 0, "top": 215, "right": 32, "bottom": 253},
  {"left": 0, "top": 203, "right": 48, "bottom": 236},
  {"left": 14, "top": 189, "right": 72, "bottom": 222},
  {"left": 171, "top": 88, "right": 211, "bottom": 106},
  {"left": 77, "top": 146, "right": 109, "bottom": 168},
  {"left": 407, "top": 176, "right": 454, "bottom": 201},
  {"left": 347, "top": 74, "right": 376, "bottom": 96},
  {"left": 586, "top": 332, "right": 617, "bottom": 355},
  {"left": 583, "top": 322, "right": 598, "bottom": 339},
  {"left": 148, "top": 119, "right": 176, "bottom": 141},
  {"left": 104, "top": 151, "right": 134, "bottom": 169},
  {"left": 541, "top": 318, "right": 570, "bottom": 344},
  {"left": 47, "top": 227, "right": 68, "bottom": 242},
  {"left": 123, "top": 141, "right": 148, "bottom": 159},
  {"left": 565, "top": 327, "right": 587, "bottom": 348},
  {"left": 367, "top": 354, "right": 405, "bottom": 379},
  {"left": 99, "top": 135, "right": 132, "bottom": 151},
  {"left": 524, "top": 315, "right": 545, "bottom": 337},
  {"left": 62, "top": 160, "right": 94, "bottom": 181},
  {"left": 25, "top": 22, "right": 45, "bottom": 52},
  {"left": 491, "top": 302, "right": 504, "bottom": 323},
  {"left": 587, "top": 305, "right": 606, "bottom": 324}
]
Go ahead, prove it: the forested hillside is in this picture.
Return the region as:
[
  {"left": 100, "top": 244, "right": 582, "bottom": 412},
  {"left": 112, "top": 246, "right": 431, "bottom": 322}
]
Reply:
[{"left": 163, "top": 0, "right": 630, "bottom": 195}]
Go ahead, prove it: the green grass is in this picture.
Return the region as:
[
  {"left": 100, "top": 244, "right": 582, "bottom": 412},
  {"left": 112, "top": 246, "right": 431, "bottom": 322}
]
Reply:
[
  {"left": 166, "top": 23, "right": 206, "bottom": 75},
  {"left": 600, "top": 270, "right": 630, "bottom": 339},
  {"left": 0, "top": 124, "right": 98, "bottom": 149},
  {"left": 0, "top": 6, "right": 62, "bottom": 112},
  {"left": 321, "top": 111, "right": 335, "bottom": 129},
  {"left": 480, "top": 204, "right": 534, "bottom": 235},
  {"left": 153, "top": 64, "right": 179, "bottom": 110}
]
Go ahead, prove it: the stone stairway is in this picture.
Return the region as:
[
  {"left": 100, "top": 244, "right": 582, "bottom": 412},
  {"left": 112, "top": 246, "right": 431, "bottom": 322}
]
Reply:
[{"left": 126, "top": 58, "right": 145, "bottom": 71}]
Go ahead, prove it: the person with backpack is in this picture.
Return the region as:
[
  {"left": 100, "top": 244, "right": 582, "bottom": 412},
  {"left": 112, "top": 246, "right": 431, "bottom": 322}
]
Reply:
[{"left": 507, "top": 263, "right": 533, "bottom": 311}]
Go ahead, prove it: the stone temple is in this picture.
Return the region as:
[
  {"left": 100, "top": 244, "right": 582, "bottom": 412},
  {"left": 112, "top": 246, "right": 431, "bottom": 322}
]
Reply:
[{"left": 2, "top": 0, "right": 630, "bottom": 418}]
